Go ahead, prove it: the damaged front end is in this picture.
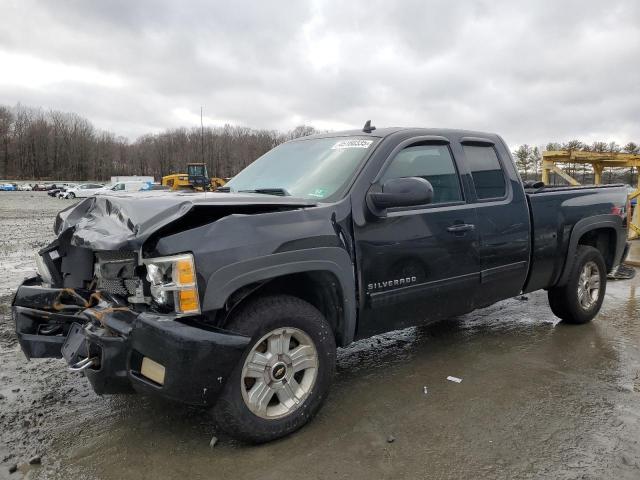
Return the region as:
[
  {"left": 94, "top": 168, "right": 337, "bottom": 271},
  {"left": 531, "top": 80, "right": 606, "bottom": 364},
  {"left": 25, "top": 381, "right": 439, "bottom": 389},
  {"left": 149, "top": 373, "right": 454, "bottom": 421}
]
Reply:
[
  {"left": 12, "top": 195, "right": 256, "bottom": 406},
  {"left": 13, "top": 192, "right": 318, "bottom": 405},
  {"left": 13, "top": 266, "right": 250, "bottom": 405}
]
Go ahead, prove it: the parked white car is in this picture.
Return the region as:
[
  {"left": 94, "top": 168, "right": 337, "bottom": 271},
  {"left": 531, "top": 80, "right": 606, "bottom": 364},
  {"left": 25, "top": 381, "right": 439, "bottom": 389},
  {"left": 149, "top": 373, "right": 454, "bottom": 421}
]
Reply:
[
  {"left": 56, "top": 184, "right": 78, "bottom": 198},
  {"left": 18, "top": 184, "right": 33, "bottom": 191},
  {"left": 62, "top": 183, "right": 105, "bottom": 199}
]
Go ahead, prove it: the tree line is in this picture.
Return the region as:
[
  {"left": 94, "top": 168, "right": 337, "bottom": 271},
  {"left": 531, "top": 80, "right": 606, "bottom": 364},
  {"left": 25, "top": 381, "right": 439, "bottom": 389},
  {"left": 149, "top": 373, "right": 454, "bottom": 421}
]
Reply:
[
  {"left": 1, "top": 103, "right": 638, "bottom": 185},
  {"left": 0, "top": 104, "right": 318, "bottom": 181}
]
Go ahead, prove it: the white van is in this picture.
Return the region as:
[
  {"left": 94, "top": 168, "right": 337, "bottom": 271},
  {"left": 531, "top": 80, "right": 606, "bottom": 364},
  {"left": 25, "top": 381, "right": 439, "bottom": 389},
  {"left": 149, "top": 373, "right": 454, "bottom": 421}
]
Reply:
[{"left": 104, "top": 181, "right": 152, "bottom": 193}]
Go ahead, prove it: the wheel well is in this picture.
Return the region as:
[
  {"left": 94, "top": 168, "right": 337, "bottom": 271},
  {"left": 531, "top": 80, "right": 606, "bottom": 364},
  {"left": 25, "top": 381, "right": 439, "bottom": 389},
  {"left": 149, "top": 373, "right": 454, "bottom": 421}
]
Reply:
[
  {"left": 578, "top": 227, "right": 616, "bottom": 271},
  {"left": 222, "top": 271, "right": 347, "bottom": 346}
]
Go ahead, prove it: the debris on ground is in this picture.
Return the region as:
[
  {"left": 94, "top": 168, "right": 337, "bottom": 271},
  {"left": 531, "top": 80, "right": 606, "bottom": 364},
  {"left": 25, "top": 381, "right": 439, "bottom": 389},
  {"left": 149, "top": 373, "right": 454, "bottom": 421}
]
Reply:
[
  {"left": 447, "top": 376, "right": 462, "bottom": 383},
  {"left": 29, "top": 455, "right": 41, "bottom": 465},
  {"left": 8, "top": 464, "right": 17, "bottom": 474},
  {"left": 423, "top": 386, "right": 428, "bottom": 394},
  {"left": 387, "top": 435, "right": 395, "bottom": 443},
  {"left": 209, "top": 436, "right": 218, "bottom": 448},
  {"left": 621, "top": 454, "right": 636, "bottom": 467}
]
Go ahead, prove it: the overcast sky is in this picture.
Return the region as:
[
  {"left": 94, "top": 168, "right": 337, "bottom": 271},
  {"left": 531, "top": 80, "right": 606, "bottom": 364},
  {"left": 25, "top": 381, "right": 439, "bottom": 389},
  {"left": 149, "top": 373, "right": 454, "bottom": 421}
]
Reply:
[{"left": 0, "top": 0, "right": 638, "bottom": 147}]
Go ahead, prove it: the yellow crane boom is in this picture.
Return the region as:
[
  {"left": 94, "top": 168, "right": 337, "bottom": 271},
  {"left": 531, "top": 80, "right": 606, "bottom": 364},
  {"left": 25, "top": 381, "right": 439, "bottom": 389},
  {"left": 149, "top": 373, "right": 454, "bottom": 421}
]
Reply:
[{"left": 541, "top": 150, "right": 640, "bottom": 238}]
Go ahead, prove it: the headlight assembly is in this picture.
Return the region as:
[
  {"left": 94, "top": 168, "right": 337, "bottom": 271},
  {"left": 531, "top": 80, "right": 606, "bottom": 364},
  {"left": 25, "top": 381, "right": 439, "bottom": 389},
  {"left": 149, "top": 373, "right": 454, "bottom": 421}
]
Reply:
[{"left": 143, "top": 253, "right": 200, "bottom": 315}]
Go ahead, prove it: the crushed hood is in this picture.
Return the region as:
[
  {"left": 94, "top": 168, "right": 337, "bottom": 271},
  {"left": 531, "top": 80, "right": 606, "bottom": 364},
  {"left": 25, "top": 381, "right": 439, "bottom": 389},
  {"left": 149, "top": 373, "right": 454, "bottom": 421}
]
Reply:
[{"left": 55, "top": 191, "right": 317, "bottom": 251}]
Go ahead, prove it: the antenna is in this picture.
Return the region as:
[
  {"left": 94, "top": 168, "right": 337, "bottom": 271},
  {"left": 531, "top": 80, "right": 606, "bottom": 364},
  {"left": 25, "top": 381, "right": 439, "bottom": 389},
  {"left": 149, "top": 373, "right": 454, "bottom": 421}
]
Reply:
[
  {"left": 362, "top": 120, "right": 376, "bottom": 133},
  {"left": 201, "top": 106, "right": 206, "bottom": 199}
]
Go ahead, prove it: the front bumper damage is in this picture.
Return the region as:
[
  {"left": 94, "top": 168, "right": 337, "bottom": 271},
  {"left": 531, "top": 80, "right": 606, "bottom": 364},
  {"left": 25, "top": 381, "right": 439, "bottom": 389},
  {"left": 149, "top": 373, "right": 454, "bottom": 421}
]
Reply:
[{"left": 12, "top": 276, "right": 250, "bottom": 406}]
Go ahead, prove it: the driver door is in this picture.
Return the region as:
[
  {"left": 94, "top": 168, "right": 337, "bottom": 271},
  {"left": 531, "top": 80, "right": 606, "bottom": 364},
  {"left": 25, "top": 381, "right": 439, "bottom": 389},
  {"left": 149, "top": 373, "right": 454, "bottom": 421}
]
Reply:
[{"left": 354, "top": 141, "right": 481, "bottom": 338}]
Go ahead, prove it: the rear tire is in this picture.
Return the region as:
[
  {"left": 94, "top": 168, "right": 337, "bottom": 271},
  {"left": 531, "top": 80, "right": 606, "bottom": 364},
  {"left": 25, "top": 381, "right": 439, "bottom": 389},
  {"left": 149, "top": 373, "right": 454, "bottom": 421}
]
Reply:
[
  {"left": 67, "top": 192, "right": 75, "bottom": 199},
  {"left": 212, "top": 295, "right": 336, "bottom": 443},
  {"left": 548, "top": 245, "right": 607, "bottom": 324}
]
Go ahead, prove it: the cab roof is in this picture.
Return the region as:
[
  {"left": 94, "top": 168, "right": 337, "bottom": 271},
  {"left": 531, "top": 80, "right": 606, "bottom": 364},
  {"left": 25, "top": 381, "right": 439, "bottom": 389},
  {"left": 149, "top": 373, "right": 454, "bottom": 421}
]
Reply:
[{"left": 292, "top": 127, "right": 502, "bottom": 143}]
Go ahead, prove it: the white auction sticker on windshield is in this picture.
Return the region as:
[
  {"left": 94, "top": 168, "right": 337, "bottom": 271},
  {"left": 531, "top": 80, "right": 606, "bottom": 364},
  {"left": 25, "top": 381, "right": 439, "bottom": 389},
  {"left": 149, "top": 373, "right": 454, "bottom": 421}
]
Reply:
[{"left": 331, "top": 139, "right": 373, "bottom": 150}]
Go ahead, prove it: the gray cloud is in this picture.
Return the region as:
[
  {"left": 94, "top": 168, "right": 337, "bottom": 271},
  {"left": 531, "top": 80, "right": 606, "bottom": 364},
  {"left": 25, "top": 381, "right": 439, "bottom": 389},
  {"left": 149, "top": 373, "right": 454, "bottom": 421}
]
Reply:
[{"left": 0, "top": 0, "right": 638, "bottom": 147}]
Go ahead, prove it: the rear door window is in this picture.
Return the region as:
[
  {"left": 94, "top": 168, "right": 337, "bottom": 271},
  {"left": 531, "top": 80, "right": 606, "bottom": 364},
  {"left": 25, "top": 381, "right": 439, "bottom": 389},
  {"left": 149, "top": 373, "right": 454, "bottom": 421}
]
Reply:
[{"left": 463, "top": 145, "right": 507, "bottom": 200}]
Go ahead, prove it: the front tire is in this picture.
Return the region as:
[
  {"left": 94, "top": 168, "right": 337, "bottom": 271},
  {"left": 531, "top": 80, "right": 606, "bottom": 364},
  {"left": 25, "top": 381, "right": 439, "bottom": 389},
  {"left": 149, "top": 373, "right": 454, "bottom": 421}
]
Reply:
[
  {"left": 213, "top": 295, "right": 336, "bottom": 443},
  {"left": 67, "top": 192, "right": 75, "bottom": 199},
  {"left": 548, "top": 245, "right": 607, "bottom": 324}
]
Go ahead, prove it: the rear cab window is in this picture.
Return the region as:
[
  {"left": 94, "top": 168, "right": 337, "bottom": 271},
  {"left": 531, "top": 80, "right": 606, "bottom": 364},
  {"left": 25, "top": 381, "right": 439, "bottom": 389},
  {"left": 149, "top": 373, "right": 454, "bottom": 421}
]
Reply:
[{"left": 462, "top": 145, "right": 507, "bottom": 200}]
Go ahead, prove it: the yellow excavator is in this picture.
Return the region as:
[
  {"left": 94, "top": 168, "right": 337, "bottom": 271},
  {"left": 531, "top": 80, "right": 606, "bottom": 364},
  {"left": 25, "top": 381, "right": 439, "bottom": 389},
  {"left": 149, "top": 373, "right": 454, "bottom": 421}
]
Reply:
[{"left": 161, "top": 163, "right": 226, "bottom": 191}]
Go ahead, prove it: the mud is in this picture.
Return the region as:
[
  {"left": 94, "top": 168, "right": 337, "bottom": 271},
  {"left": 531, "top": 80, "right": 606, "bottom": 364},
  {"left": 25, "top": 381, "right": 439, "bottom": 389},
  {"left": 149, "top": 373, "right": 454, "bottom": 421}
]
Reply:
[{"left": 1, "top": 191, "right": 639, "bottom": 479}]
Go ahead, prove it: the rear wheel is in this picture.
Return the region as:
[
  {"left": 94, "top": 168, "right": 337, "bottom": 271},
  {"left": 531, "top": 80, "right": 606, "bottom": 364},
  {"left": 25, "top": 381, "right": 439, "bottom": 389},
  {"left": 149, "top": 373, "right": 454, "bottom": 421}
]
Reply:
[
  {"left": 67, "top": 192, "right": 75, "bottom": 199},
  {"left": 548, "top": 246, "right": 607, "bottom": 324},
  {"left": 212, "top": 295, "right": 336, "bottom": 443}
]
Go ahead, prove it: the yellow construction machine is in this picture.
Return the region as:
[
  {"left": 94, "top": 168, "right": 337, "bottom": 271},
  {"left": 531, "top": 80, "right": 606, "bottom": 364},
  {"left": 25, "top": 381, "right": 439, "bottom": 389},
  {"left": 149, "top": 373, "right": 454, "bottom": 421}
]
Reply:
[{"left": 161, "top": 163, "right": 226, "bottom": 191}]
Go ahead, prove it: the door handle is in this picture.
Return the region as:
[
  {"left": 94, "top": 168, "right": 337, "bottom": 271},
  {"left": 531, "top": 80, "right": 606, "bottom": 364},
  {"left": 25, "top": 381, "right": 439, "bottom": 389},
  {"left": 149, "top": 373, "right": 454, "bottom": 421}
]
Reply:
[{"left": 447, "top": 223, "right": 475, "bottom": 233}]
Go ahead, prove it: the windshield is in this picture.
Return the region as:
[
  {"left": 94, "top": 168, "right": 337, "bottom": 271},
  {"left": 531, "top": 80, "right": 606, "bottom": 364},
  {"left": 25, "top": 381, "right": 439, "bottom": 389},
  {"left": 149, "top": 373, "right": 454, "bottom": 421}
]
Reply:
[
  {"left": 188, "top": 164, "right": 207, "bottom": 176},
  {"left": 224, "top": 136, "right": 378, "bottom": 200}
]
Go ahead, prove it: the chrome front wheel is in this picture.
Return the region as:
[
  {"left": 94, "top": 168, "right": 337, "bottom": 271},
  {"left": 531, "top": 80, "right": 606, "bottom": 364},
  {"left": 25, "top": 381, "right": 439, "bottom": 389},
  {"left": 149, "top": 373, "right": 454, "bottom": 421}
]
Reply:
[
  {"left": 241, "top": 327, "right": 319, "bottom": 419},
  {"left": 213, "top": 295, "right": 336, "bottom": 443}
]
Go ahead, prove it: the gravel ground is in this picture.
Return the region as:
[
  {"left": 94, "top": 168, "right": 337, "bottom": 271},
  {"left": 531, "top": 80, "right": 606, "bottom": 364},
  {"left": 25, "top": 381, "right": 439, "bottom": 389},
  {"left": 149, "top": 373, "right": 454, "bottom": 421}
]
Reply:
[
  {"left": 1, "top": 191, "right": 639, "bottom": 480},
  {"left": 0, "top": 192, "right": 87, "bottom": 478}
]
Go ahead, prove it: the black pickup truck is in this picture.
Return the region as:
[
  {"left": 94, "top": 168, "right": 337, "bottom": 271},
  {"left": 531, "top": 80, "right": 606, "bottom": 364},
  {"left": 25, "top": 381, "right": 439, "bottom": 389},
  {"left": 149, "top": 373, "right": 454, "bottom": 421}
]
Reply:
[{"left": 12, "top": 126, "right": 629, "bottom": 443}]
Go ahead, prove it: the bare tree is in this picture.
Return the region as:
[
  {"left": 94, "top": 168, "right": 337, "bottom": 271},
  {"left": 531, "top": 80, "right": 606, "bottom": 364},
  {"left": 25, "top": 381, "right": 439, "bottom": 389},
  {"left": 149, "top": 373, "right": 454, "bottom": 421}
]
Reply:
[
  {"left": 529, "top": 146, "right": 541, "bottom": 180},
  {"left": 513, "top": 144, "right": 532, "bottom": 180},
  {"left": 0, "top": 106, "right": 12, "bottom": 178}
]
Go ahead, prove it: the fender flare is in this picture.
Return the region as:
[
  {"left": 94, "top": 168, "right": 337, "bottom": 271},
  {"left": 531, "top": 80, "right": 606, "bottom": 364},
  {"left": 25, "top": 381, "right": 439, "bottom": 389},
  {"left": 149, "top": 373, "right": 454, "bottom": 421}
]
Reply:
[
  {"left": 202, "top": 247, "right": 357, "bottom": 345},
  {"left": 556, "top": 214, "right": 624, "bottom": 286}
]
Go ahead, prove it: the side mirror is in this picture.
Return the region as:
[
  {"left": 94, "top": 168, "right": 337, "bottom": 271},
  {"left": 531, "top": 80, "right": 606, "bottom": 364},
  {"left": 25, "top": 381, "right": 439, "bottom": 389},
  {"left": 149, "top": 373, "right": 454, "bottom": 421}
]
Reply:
[{"left": 368, "top": 177, "right": 434, "bottom": 212}]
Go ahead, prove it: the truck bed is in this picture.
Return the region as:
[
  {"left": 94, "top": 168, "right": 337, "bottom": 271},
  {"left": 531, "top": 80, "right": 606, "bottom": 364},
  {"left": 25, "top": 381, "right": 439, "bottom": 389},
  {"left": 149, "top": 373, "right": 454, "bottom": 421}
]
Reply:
[{"left": 523, "top": 183, "right": 627, "bottom": 293}]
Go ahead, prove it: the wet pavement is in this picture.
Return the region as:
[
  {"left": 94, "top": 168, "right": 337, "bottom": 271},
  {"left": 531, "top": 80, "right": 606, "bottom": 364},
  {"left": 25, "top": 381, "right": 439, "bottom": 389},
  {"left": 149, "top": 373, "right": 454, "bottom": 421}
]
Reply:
[{"left": 1, "top": 192, "right": 639, "bottom": 479}]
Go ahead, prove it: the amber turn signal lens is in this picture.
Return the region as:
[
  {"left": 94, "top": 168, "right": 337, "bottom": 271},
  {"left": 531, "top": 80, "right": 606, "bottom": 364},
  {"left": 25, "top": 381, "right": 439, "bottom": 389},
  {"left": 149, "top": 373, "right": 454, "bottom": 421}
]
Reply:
[
  {"left": 178, "top": 288, "right": 199, "bottom": 313},
  {"left": 176, "top": 258, "right": 195, "bottom": 285},
  {"left": 145, "top": 253, "right": 201, "bottom": 315}
]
